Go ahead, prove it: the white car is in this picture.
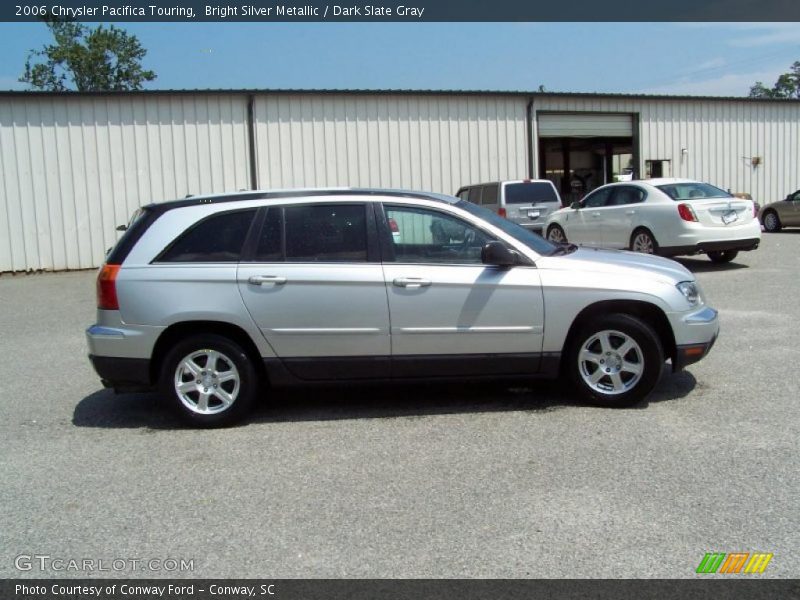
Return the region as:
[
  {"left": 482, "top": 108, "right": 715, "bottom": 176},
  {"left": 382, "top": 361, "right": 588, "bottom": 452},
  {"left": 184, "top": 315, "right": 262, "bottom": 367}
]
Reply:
[{"left": 544, "top": 178, "right": 761, "bottom": 263}]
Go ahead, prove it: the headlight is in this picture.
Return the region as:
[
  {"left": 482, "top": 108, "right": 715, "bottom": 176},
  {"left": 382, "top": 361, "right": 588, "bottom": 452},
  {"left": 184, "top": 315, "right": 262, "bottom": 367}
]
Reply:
[{"left": 676, "top": 281, "right": 700, "bottom": 306}]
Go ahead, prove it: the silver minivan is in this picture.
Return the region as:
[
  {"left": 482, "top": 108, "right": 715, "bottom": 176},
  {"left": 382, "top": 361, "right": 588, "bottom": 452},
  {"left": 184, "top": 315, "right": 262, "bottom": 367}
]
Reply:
[
  {"left": 455, "top": 180, "right": 563, "bottom": 234},
  {"left": 87, "top": 188, "right": 718, "bottom": 427}
]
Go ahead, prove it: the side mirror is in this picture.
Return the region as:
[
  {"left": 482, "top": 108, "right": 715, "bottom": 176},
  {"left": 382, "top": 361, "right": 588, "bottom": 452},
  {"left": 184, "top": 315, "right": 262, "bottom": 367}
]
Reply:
[
  {"left": 481, "top": 241, "right": 516, "bottom": 267},
  {"left": 570, "top": 201, "right": 581, "bottom": 210},
  {"left": 116, "top": 224, "right": 128, "bottom": 231}
]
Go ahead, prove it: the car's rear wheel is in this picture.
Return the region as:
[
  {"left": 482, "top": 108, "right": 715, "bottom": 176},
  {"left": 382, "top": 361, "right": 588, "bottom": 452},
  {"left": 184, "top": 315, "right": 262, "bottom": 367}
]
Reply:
[
  {"left": 707, "top": 250, "right": 738, "bottom": 263},
  {"left": 762, "top": 210, "right": 781, "bottom": 232},
  {"left": 160, "top": 334, "right": 258, "bottom": 427},
  {"left": 567, "top": 314, "right": 664, "bottom": 408},
  {"left": 547, "top": 224, "right": 567, "bottom": 244},
  {"left": 630, "top": 229, "right": 658, "bottom": 255}
]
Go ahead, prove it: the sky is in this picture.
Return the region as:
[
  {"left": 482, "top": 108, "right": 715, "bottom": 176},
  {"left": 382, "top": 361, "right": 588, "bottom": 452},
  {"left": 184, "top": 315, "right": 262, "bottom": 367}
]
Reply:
[{"left": 0, "top": 22, "right": 797, "bottom": 96}]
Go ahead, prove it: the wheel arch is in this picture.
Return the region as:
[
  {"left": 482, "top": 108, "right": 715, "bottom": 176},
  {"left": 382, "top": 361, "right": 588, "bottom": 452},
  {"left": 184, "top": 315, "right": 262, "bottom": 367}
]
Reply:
[
  {"left": 561, "top": 299, "right": 676, "bottom": 373},
  {"left": 150, "top": 320, "right": 265, "bottom": 384}
]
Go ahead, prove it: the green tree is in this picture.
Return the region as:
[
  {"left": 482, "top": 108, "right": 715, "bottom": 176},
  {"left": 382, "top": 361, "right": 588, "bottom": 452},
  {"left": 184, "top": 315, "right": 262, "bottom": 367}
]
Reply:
[
  {"left": 749, "top": 61, "right": 800, "bottom": 99},
  {"left": 20, "top": 17, "right": 156, "bottom": 91}
]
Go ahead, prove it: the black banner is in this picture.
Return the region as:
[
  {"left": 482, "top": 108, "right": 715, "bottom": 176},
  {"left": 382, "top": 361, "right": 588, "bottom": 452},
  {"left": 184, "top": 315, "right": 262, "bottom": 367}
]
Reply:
[
  {"left": 4, "top": 580, "right": 800, "bottom": 600},
  {"left": 2, "top": 0, "right": 800, "bottom": 22}
]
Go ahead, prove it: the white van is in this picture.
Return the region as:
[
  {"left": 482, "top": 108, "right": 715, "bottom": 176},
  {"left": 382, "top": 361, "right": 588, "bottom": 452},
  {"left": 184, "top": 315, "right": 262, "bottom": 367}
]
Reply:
[{"left": 455, "top": 180, "right": 563, "bottom": 234}]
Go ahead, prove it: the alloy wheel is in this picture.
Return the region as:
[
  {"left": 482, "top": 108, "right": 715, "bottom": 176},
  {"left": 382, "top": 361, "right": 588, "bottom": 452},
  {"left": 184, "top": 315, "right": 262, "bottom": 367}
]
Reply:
[
  {"left": 577, "top": 329, "right": 644, "bottom": 395},
  {"left": 173, "top": 349, "right": 241, "bottom": 415}
]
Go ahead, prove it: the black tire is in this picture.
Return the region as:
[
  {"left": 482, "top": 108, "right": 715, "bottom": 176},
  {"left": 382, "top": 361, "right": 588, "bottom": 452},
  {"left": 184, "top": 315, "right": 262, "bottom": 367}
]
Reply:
[
  {"left": 160, "top": 333, "right": 258, "bottom": 427},
  {"left": 707, "top": 250, "right": 738, "bottom": 263},
  {"left": 547, "top": 224, "right": 567, "bottom": 244},
  {"left": 567, "top": 313, "right": 664, "bottom": 408},
  {"left": 630, "top": 228, "right": 658, "bottom": 255},
  {"left": 762, "top": 210, "right": 782, "bottom": 233}
]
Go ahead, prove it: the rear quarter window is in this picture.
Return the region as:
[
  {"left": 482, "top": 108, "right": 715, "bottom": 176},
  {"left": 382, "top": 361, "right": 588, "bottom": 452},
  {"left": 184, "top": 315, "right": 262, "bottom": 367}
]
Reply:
[{"left": 157, "top": 209, "right": 257, "bottom": 263}]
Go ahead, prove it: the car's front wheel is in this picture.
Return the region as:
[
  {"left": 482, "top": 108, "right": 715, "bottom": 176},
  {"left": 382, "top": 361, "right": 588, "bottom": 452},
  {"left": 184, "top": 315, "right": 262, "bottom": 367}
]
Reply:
[
  {"left": 547, "top": 224, "right": 567, "bottom": 244},
  {"left": 160, "top": 334, "right": 258, "bottom": 427},
  {"left": 567, "top": 314, "right": 664, "bottom": 408},
  {"left": 707, "top": 250, "right": 738, "bottom": 263}
]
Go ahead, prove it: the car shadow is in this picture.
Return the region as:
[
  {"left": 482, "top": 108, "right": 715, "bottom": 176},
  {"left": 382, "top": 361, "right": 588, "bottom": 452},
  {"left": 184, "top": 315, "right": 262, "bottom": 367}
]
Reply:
[
  {"left": 673, "top": 257, "right": 748, "bottom": 273},
  {"left": 72, "top": 370, "right": 697, "bottom": 430}
]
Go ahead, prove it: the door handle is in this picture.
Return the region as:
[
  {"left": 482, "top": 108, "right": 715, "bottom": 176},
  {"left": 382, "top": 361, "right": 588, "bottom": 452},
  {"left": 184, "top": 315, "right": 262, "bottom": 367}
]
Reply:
[
  {"left": 248, "top": 275, "right": 287, "bottom": 286},
  {"left": 393, "top": 277, "right": 432, "bottom": 289},
  {"left": 625, "top": 210, "right": 636, "bottom": 215},
  {"left": 591, "top": 212, "right": 601, "bottom": 218}
]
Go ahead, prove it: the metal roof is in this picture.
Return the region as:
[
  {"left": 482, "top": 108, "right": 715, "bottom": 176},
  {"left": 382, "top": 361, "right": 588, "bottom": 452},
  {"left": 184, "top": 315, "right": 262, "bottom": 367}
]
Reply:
[{"left": 0, "top": 88, "right": 797, "bottom": 103}]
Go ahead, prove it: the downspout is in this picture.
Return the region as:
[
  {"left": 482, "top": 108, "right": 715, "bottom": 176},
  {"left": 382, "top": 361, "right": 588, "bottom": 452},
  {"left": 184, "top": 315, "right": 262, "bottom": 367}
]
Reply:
[
  {"left": 525, "top": 95, "right": 535, "bottom": 179},
  {"left": 247, "top": 94, "right": 259, "bottom": 190}
]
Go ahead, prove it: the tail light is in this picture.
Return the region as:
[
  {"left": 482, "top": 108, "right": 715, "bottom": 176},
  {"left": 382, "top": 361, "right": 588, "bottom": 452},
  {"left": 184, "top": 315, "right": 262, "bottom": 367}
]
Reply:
[
  {"left": 498, "top": 207, "right": 507, "bottom": 218},
  {"left": 97, "top": 264, "right": 121, "bottom": 310},
  {"left": 677, "top": 203, "right": 698, "bottom": 222},
  {"left": 388, "top": 218, "right": 399, "bottom": 233}
]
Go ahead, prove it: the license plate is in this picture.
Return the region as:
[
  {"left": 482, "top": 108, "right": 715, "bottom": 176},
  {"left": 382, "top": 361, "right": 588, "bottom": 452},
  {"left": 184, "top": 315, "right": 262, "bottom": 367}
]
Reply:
[
  {"left": 527, "top": 210, "right": 541, "bottom": 220},
  {"left": 722, "top": 210, "right": 738, "bottom": 225}
]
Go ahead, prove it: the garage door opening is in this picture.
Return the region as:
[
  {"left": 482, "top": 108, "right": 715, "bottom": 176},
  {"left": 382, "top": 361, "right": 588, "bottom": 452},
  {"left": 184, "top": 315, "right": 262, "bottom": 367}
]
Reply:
[{"left": 537, "top": 113, "right": 637, "bottom": 205}]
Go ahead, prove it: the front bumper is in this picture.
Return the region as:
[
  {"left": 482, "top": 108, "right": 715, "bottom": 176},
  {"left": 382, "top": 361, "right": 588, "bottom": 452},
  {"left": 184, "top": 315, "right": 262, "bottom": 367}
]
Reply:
[{"left": 670, "top": 306, "right": 720, "bottom": 372}]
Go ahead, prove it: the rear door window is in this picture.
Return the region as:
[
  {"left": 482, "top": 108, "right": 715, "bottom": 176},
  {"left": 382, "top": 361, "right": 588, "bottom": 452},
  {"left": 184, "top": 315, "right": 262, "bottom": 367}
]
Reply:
[
  {"left": 158, "top": 209, "right": 257, "bottom": 262},
  {"left": 608, "top": 186, "right": 646, "bottom": 206},
  {"left": 284, "top": 204, "right": 368, "bottom": 262}
]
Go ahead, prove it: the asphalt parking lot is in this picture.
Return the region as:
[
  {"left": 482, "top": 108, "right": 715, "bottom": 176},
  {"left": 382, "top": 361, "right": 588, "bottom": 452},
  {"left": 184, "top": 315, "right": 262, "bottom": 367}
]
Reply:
[{"left": 1, "top": 233, "right": 798, "bottom": 579}]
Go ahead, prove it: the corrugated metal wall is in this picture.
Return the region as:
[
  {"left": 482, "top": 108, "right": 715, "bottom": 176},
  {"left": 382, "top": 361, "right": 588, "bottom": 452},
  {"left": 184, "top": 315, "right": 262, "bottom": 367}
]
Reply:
[
  {"left": 1, "top": 91, "right": 798, "bottom": 272},
  {"left": 532, "top": 96, "right": 800, "bottom": 203},
  {"left": 0, "top": 94, "right": 250, "bottom": 272},
  {"left": 253, "top": 94, "right": 528, "bottom": 193}
]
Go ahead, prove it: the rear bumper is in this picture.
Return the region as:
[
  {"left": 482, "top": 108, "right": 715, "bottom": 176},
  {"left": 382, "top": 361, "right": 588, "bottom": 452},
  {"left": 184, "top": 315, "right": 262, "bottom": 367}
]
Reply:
[
  {"left": 661, "top": 237, "right": 760, "bottom": 256},
  {"left": 88, "top": 355, "right": 152, "bottom": 392}
]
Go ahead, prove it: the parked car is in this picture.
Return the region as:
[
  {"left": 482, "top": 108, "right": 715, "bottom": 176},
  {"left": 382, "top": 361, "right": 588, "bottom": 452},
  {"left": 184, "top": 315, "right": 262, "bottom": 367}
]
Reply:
[
  {"left": 758, "top": 189, "right": 800, "bottom": 232},
  {"left": 544, "top": 178, "right": 761, "bottom": 263},
  {"left": 455, "top": 180, "right": 562, "bottom": 234},
  {"left": 88, "top": 188, "right": 718, "bottom": 426}
]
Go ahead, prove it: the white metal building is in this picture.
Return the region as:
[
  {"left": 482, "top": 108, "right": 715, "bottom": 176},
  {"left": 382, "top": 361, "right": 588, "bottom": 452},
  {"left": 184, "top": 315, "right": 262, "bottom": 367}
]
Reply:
[{"left": 1, "top": 89, "right": 798, "bottom": 272}]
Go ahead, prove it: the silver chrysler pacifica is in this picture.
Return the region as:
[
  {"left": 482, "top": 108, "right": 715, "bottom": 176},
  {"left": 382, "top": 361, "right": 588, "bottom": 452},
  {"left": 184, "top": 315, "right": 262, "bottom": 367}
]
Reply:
[{"left": 87, "top": 189, "right": 719, "bottom": 426}]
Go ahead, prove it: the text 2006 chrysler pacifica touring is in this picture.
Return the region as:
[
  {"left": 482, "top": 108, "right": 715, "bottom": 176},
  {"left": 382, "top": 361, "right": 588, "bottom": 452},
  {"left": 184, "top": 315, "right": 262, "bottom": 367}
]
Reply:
[{"left": 87, "top": 189, "right": 719, "bottom": 426}]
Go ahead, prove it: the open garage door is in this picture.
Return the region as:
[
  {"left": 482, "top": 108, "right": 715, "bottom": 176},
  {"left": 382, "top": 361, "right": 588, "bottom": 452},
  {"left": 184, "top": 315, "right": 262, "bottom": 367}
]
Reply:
[{"left": 537, "top": 112, "right": 637, "bottom": 204}]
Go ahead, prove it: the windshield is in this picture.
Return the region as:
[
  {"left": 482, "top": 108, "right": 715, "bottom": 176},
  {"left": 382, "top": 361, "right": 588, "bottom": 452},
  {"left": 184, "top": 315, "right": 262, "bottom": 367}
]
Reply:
[
  {"left": 656, "top": 182, "right": 732, "bottom": 201},
  {"left": 455, "top": 200, "right": 558, "bottom": 256},
  {"left": 505, "top": 182, "right": 560, "bottom": 204}
]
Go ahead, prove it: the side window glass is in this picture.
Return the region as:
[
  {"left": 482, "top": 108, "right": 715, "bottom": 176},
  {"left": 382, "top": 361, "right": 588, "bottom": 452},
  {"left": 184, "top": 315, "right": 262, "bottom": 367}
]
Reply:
[
  {"left": 158, "top": 209, "right": 256, "bottom": 263},
  {"left": 384, "top": 205, "right": 493, "bottom": 265},
  {"left": 456, "top": 189, "right": 469, "bottom": 201},
  {"left": 482, "top": 184, "right": 499, "bottom": 205},
  {"left": 253, "top": 208, "right": 283, "bottom": 262},
  {"left": 609, "top": 186, "right": 646, "bottom": 206},
  {"left": 467, "top": 187, "right": 483, "bottom": 205},
  {"left": 582, "top": 188, "right": 611, "bottom": 208},
  {"left": 284, "top": 204, "right": 367, "bottom": 262}
]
